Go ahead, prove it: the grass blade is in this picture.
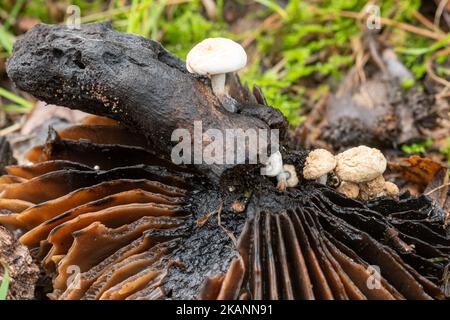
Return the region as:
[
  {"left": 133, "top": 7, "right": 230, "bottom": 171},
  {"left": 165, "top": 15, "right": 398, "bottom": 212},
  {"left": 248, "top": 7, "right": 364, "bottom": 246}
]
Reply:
[
  {"left": 254, "top": 0, "right": 287, "bottom": 19},
  {"left": 0, "top": 87, "right": 33, "bottom": 110},
  {"left": 0, "top": 262, "right": 10, "bottom": 300}
]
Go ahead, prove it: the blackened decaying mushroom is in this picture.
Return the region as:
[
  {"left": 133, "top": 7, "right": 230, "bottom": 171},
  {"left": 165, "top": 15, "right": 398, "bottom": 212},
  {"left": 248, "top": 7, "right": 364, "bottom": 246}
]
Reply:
[{"left": 1, "top": 22, "right": 450, "bottom": 300}]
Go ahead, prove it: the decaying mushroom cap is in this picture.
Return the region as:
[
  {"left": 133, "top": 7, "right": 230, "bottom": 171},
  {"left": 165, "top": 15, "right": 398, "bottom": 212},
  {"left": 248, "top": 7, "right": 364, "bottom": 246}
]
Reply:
[
  {"left": 335, "top": 146, "right": 387, "bottom": 183},
  {"left": 186, "top": 38, "right": 247, "bottom": 76},
  {"left": 303, "top": 149, "right": 336, "bottom": 180}
]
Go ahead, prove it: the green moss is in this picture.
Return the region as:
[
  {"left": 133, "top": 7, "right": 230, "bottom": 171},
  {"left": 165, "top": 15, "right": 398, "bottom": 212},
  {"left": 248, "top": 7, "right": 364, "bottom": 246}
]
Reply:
[{"left": 402, "top": 138, "right": 433, "bottom": 155}]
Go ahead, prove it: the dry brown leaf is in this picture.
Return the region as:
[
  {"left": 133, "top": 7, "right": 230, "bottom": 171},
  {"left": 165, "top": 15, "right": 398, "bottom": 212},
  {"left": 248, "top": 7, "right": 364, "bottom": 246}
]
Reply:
[{"left": 389, "top": 155, "right": 446, "bottom": 186}]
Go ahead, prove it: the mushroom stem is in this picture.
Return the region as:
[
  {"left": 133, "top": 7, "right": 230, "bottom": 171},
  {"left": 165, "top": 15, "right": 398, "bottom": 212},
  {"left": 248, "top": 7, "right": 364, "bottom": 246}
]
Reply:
[
  {"left": 276, "top": 171, "right": 289, "bottom": 191},
  {"left": 210, "top": 74, "right": 237, "bottom": 113},
  {"left": 210, "top": 73, "right": 226, "bottom": 96},
  {"left": 316, "top": 174, "right": 328, "bottom": 185}
]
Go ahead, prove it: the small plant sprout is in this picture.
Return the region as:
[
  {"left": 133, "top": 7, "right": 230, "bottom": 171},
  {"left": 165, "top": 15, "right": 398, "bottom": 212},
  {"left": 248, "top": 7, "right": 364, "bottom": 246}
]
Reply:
[
  {"left": 277, "top": 164, "right": 299, "bottom": 190},
  {"left": 261, "top": 151, "right": 283, "bottom": 177},
  {"left": 303, "top": 149, "right": 337, "bottom": 184},
  {"left": 186, "top": 38, "right": 247, "bottom": 113}
]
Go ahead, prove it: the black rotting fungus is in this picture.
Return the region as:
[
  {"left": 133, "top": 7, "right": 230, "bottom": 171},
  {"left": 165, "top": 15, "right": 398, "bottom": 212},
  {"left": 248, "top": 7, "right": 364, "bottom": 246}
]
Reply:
[{"left": 1, "top": 22, "right": 449, "bottom": 300}]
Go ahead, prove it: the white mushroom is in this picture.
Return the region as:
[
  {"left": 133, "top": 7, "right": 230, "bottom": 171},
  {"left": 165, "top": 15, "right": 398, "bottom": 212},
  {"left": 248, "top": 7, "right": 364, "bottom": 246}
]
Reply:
[
  {"left": 186, "top": 38, "right": 247, "bottom": 112},
  {"left": 303, "top": 149, "right": 336, "bottom": 184},
  {"left": 335, "top": 146, "right": 387, "bottom": 183},
  {"left": 277, "top": 164, "right": 299, "bottom": 190},
  {"left": 261, "top": 151, "right": 283, "bottom": 177}
]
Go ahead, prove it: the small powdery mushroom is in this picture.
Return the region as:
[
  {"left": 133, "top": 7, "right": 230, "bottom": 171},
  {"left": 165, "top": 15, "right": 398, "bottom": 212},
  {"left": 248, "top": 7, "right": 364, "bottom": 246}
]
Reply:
[
  {"left": 384, "top": 181, "right": 400, "bottom": 197},
  {"left": 336, "top": 181, "right": 360, "bottom": 199},
  {"left": 261, "top": 151, "right": 283, "bottom": 177},
  {"left": 359, "top": 175, "right": 386, "bottom": 200},
  {"left": 303, "top": 149, "right": 336, "bottom": 184},
  {"left": 186, "top": 38, "right": 247, "bottom": 112},
  {"left": 277, "top": 164, "right": 299, "bottom": 190},
  {"left": 359, "top": 176, "right": 400, "bottom": 200},
  {"left": 335, "top": 146, "right": 387, "bottom": 183}
]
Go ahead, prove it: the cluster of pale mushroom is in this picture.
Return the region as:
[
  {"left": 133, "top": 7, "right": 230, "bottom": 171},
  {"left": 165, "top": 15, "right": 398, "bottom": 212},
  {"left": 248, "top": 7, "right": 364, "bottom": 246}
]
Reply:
[
  {"left": 303, "top": 146, "right": 399, "bottom": 200},
  {"left": 186, "top": 39, "right": 398, "bottom": 199}
]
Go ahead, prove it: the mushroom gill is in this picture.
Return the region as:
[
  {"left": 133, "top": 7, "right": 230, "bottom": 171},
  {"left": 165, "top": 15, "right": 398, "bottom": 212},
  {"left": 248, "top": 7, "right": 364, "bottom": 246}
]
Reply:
[
  {"left": 0, "top": 116, "right": 447, "bottom": 300},
  {"left": 0, "top": 117, "right": 197, "bottom": 300},
  {"left": 1, "top": 23, "right": 449, "bottom": 300}
]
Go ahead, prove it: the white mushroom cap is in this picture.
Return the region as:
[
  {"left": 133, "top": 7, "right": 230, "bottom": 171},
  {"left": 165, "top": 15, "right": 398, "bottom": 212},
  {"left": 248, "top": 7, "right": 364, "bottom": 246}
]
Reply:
[
  {"left": 335, "top": 146, "right": 387, "bottom": 183},
  {"left": 283, "top": 164, "right": 299, "bottom": 187},
  {"left": 303, "top": 149, "right": 336, "bottom": 180},
  {"left": 261, "top": 151, "right": 283, "bottom": 177},
  {"left": 186, "top": 38, "right": 247, "bottom": 76}
]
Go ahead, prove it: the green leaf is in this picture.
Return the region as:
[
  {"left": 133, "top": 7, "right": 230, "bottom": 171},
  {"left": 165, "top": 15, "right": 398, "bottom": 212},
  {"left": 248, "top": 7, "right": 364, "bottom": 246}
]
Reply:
[
  {"left": 0, "top": 87, "right": 33, "bottom": 110},
  {"left": 0, "top": 262, "right": 10, "bottom": 300}
]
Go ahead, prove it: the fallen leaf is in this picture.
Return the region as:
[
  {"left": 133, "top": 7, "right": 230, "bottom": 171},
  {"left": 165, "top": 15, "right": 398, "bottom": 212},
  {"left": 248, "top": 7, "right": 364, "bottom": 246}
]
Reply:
[{"left": 389, "top": 155, "right": 446, "bottom": 187}]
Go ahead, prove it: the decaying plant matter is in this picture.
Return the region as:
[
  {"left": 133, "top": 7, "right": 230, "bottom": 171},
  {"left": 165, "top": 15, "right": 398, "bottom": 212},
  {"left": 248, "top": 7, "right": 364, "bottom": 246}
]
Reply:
[
  {"left": 1, "top": 22, "right": 450, "bottom": 300},
  {"left": 0, "top": 226, "right": 39, "bottom": 300}
]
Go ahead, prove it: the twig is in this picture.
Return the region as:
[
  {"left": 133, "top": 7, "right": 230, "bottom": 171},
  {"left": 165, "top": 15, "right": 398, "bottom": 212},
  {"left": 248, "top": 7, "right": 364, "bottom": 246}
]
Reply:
[
  {"left": 337, "top": 10, "right": 446, "bottom": 41},
  {"left": 0, "top": 122, "right": 21, "bottom": 136},
  {"left": 436, "top": 87, "right": 450, "bottom": 100},
  {"left": 196, "top": 200, "right": 237, "bottom": 247},
  {"left": 201, "top": 0, "right": 217, "bottom": 21},
  {"left": 435, "top": 0, "right": 450, "bottom": 30},
  {"left": 425, "top": 182, "right": 450, "bottom": 196},
  {"left": 216, "top": 201, "right": 237, "bottom": 247},
  {"left": 368, "top": 38, "right": 388, "bottom": 76},
  {"left": 412, "top": 10, "right": 442, "bottom": 33},
  {"left": 426, "top": 48, "right": 450, "bottom": 88},
  {"left": 80, "top": 0, "right": 192, "bottom": 23},
  {"left": 241, "top": 13, "right": 281, "bottom": 48}
]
